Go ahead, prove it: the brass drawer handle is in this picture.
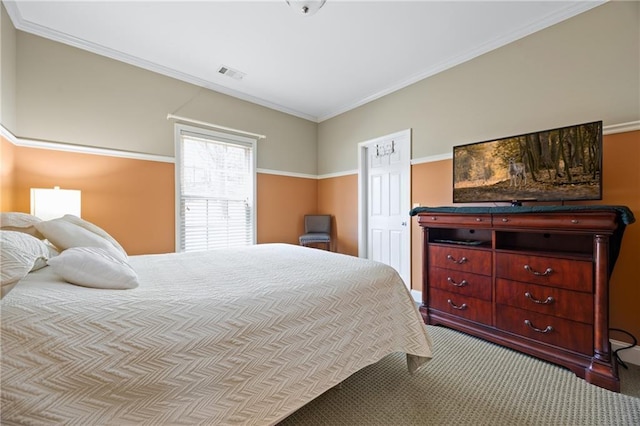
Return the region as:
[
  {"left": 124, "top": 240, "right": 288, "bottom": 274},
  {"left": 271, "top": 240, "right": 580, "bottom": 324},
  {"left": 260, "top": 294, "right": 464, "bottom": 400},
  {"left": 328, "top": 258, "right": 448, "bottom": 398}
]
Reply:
[
  {"left": 571, "top": 219, "right": 579, "bottom": 224},
  {"left": 431, "top": 216, "right": 437, "bottom": 221},
  {"left": 447, "top": 277, "right": 468, "bottom": 287},
  {"left": 525, "top": 292, "right": 554, "bottom": 304},
  {"left": 524, "top": 319, "right": 553, "bottom": 334},
  {"left": 501, "top": 218, "right": 509, "bottom": 222},
  {"left": 475, "top": 217, "right": 482, "bottom": 222},
  {"left": 447, "top": 254, "right": 467, "bottom": 264},
  {"left": 524, "top": 265, "right": 553, "bottom": 276},
  {"left": 447, "top": 299, "right": 467, "bottom": 310}
]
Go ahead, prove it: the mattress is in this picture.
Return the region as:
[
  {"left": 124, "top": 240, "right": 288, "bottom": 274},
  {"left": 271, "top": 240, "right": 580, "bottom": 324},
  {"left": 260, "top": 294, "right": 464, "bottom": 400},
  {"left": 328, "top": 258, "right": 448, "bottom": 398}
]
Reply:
[{"left": 1, "top": 243, "right": 432, "bottom": 425}]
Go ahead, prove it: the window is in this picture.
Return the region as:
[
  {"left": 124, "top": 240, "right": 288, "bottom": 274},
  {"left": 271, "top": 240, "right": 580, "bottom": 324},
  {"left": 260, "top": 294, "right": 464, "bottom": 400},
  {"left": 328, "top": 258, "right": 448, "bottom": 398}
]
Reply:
[{"left": 175, "top": 124, "right": 256, "bottom": 252}]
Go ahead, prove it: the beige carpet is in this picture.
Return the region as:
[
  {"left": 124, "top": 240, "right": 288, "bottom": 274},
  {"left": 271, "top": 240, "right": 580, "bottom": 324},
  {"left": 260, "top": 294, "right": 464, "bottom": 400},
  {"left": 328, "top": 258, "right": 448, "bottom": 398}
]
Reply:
[{"left": 279, "top": 325, "right": 640, "bottom": 425}]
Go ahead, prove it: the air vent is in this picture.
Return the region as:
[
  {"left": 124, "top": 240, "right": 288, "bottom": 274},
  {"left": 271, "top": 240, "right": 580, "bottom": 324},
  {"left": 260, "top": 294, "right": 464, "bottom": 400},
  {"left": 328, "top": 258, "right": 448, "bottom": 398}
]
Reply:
[{"left": 218, "top": 65, "right": 246, "bottom": 81}]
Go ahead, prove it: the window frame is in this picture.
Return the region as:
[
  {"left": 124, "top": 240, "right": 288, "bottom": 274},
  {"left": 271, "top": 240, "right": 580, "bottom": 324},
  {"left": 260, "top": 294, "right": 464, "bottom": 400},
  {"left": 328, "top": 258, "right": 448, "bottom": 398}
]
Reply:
[{"left": 174, "top": 123, "right": 257, "bottom": 252}]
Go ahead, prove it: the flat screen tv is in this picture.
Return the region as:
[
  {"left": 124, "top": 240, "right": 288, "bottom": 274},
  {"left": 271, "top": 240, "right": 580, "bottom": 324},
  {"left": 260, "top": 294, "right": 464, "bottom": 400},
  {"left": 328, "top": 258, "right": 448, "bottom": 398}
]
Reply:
[{"left": 452, "top": 120, "right": 603, "bottom": 205}]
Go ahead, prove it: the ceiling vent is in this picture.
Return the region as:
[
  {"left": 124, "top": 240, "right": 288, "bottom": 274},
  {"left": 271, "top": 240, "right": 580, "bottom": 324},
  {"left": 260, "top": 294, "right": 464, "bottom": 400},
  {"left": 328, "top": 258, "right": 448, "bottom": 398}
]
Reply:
[{"left": 218, "top": 66, "right": 246, "bottom": 81}]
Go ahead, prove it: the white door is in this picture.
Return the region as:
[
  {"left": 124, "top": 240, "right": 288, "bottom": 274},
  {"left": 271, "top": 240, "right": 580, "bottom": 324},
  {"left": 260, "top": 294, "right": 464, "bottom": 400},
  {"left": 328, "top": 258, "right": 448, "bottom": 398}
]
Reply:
[{"left": 359, "top": 129, "right": 411, "bottom": 288}]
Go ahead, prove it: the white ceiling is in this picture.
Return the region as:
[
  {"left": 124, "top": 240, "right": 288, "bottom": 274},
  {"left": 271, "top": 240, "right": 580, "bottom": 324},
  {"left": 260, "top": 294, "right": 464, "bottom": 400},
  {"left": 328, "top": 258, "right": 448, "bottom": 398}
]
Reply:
[{"left": 4, "top": 1, "right": 605, "bottom": 122}]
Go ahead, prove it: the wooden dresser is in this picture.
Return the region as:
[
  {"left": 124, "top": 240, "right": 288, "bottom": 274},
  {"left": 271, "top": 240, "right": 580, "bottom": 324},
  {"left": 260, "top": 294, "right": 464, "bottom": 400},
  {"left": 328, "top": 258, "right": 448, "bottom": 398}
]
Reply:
[{"left": 415, "top": 206, "right": 634, "bottom": 392}]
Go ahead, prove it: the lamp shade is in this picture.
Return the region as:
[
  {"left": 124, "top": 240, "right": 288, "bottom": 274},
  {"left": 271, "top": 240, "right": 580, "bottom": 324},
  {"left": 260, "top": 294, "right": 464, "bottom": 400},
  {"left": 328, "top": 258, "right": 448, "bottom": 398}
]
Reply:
[{"left": 31, "top": 187, "right": 81, "bottom": 221}]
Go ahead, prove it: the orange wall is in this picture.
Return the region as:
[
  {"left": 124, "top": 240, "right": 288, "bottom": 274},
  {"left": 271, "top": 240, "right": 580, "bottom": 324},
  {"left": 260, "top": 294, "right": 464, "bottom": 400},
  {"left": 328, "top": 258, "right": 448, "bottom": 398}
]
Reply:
[
  {"left": 411, "top": 131, "right": 640, "bottom": 342},
  {"left": 8, "top": 144, "right": 175, "bottom": 255},
  {"left": 1, "top": 137, "right": 16, "bottom": 211},
  {"left": 410, "top": 159, "right": 453, "bottom": 290},
  {"left": 1, "top": 142, "right": 319, "bottom": 255},
  {"left": 318, "top": 131, "right": 639, "bottom": 342},
  {"left": 318, "top": 174, "right": 359, "bottom": 256},
  {"left": 589, "top": 131, "right": 640, "bottom": 344},
  {"left": 257, "top": 173, "right": 318, "bottom": 245},
  {"left": 2, "top": 131, "right": 638, "bottom": 340}
]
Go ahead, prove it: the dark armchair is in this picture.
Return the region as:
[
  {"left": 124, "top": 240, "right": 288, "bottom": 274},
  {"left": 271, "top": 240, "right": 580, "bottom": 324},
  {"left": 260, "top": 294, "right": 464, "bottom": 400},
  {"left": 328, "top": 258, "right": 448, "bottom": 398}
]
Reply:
[{"left": 299, "top": 215, "right": 331, "bottom": 250}]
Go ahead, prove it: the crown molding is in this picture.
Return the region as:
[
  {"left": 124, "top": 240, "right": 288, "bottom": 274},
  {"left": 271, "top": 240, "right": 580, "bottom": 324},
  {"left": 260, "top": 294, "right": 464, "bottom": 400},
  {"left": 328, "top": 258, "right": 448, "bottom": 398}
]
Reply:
[
  {"left": 5, "top": 1, "right": 605, "bottom": 124},
  {"left": 317, "top": 1, "right": 606, "bottom": 122},
  {"left": 3, "top": 1, "right": 318, "bottom": 123}
]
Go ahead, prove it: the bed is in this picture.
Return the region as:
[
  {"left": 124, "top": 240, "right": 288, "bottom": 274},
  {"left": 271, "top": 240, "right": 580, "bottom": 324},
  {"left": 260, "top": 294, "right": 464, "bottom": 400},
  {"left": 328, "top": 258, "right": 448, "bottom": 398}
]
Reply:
[{"left": 1, "top": 225, "right": 433, "bottom": 425}]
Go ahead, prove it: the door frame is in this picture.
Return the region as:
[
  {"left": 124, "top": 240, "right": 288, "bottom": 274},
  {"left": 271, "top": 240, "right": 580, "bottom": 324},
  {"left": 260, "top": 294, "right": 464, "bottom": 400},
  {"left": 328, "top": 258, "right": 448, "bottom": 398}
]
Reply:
[{"left": 357, "top": 128, "right": 412, "bottom": 286}]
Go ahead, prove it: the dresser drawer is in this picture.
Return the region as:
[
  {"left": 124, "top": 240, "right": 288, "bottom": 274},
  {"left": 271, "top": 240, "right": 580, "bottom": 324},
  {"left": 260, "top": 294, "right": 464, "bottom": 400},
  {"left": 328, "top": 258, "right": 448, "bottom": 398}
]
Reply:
[
  {"left": 430, "top": 267, "right": 492, "bottom": 301},
  {"left": 492, "top": 212, "right": 618, "bottom": 232},
  {"left": 495, "top": 252, "right": 592, "bottom": 292},
  {"left": 496, "top": 305, "right": 593, "bottom": 355},
  {"left": 496, "top": 279, "right": 593, "bottom": 324},
  {"left": 429, "top": 246, "right": 492, "bottom": 276},
  {"left": 418, "top": 214, "right": 491, "bottom": 227},
  {"left": 429, "top": 288, "right": 492, "bottom": 325}
]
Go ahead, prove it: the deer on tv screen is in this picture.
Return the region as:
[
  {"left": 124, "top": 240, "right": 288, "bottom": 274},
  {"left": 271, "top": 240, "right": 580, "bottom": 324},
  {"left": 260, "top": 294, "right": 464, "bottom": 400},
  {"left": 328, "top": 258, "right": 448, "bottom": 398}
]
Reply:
[{"left": 453, "top": 121, "right": 602, "bottom": 204}]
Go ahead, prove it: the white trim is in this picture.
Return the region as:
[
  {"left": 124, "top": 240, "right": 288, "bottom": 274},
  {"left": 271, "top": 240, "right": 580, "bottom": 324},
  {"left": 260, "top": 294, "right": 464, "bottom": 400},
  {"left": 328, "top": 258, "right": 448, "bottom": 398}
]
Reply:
[
  {"left": 411, "top": 153, "right": 453, "bottom": 165},
  {"left": 167, "top": 114, "right": 266, "bottom": 140},
  {"left": 410, "top": 289, "right": 422, "bottom": 305},
  {"left": 357, "top": 142, "right": 367, "bottom": 259},
  {"left": 318, "top": 169, "right": 358, "bottom": 180},
  {"left": 3, "top": 120, "right": 638, "bottom": 172},
  {"left": 1, "top": 125, "right": 174, "bottom": 163},
  {"left": 257, "top": 168, "right": 317, "bottom": 180},
  {"left": 174, "top": 123, "right": 258, "bottom": 252},
  {"left": 408, "top": 120, "right": 640, "bottom": 166},
  {"left": 357, "top": 128, "right": 412, "bottom": 286},
  {"left": 611, "top": 339, "right": 640, "bottom": 367},
  {"left": 603, "top": 121, "right": 640, "bottom": 135}
]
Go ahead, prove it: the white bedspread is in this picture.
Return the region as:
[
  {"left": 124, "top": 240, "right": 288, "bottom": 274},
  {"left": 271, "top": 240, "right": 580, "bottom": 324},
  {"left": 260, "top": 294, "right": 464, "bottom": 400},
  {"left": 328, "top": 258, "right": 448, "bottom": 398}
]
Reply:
[{"left": 1, "top": 243, "right": 432, "bottom": 425}]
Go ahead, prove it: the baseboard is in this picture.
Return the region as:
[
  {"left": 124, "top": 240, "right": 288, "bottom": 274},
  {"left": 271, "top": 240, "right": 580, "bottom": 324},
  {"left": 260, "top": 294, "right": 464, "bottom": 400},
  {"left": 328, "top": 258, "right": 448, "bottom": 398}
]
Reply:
[
  {"left": 611, "top": 339, "right": 640, "bottom": 367},
  {"left": 410, "top": 289, "right": 422, "bottom": 304}
]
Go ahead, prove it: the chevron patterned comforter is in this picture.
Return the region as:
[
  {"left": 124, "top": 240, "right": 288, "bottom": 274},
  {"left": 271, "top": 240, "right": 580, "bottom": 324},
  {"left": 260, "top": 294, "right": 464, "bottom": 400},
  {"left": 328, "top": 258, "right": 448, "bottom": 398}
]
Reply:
[{"left": 1, "top": 243, "right": 432, "bottom": 425}]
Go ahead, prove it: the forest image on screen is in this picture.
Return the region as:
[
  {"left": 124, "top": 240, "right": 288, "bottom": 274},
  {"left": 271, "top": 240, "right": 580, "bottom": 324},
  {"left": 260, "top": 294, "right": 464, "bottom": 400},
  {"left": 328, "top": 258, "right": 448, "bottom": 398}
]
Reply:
[{"left": 453, "top": 121, "right": 602, "bottom": 203}]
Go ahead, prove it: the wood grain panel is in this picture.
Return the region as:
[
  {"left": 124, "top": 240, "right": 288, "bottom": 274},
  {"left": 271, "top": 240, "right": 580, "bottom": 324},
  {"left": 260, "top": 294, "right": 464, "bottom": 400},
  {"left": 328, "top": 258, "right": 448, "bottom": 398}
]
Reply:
[
  {"left": 496, "top": 278, "right": 593, "bottom": 324},
  {"left": 429, "top": 288, "right": 492, "bottom": 324},
  {"left": 496, "top": 304, "right": 593, "bottom": 355}
]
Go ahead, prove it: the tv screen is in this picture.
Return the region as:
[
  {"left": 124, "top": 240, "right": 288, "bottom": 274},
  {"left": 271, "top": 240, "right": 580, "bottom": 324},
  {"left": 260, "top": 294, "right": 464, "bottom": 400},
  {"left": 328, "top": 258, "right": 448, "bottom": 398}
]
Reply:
[{"left": 453, "top": 120, "right": 603, "bottom": 205}]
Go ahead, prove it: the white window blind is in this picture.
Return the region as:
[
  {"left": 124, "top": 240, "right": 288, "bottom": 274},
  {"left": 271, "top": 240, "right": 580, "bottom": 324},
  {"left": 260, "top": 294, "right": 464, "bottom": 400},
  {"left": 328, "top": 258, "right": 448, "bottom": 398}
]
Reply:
[{"left": 175, "top": 125, "right": 256, "bottom": 252}]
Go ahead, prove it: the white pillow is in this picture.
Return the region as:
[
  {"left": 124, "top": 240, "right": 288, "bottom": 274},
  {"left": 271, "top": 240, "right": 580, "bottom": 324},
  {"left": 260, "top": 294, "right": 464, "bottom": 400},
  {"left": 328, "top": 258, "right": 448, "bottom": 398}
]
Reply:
[
  {"left": 60, "top": 215, "right": 127, "bottom": 257},
  {"left": 47, "top": 247, "right": 139, "bottom": 290},
  {"left": 0, "top": 212, "right": 45, "bottom": 239},
  {"left": 0, "top": 230, "right": 52, "bottom": 295},
  {"left": 34, "top": 219, "right": 124, "bottom": 259}
]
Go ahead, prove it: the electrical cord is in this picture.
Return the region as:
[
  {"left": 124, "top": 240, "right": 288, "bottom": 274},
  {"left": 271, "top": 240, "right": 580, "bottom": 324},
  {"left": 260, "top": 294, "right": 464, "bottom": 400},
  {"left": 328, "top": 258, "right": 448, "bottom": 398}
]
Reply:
[{"left": 609, "top": 328, "right": 637, "bottom": 370}]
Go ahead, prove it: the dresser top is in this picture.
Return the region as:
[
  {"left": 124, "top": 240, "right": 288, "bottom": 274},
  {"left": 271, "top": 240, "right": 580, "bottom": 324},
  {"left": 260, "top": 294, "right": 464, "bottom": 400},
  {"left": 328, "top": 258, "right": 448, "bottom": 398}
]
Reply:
[{"left": 409, "top": 205, "right": 635, "bottom": 225}]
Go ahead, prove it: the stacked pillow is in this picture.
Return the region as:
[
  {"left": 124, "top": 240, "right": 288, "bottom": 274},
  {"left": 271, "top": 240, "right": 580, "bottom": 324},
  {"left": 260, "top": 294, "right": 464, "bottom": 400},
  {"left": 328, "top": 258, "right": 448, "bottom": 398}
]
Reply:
[
  {"left": 0, "top": 229, "right": 53, "bottom": 297},
  {"left": 0, "top": 212, "right": 45, "bottom": 239},
  {"left": 1, "top": 213, "right": 138, "bottom": 295}
]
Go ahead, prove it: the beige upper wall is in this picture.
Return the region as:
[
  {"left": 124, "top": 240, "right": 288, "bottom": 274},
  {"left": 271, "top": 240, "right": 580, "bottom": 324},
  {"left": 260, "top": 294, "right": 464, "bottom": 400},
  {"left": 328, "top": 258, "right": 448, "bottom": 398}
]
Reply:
[
  {"left": 318, "top": 1, "right": 640, "bottom": 175},
  {"left": 12, "top": 31, "right": 317, "bottom": 175},
  {"left": 5, "top": 2, "right": 639, "bottom": 176},
  {"left": 1, "top": 3, "right": 17, "bottom": 132}
]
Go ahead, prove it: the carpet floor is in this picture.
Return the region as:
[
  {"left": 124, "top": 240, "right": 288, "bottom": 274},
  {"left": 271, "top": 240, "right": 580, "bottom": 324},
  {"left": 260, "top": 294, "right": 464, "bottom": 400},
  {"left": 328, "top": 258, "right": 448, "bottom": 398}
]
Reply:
[{"left": 278, "top": 325, "right": 640, "bottom": 425}]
